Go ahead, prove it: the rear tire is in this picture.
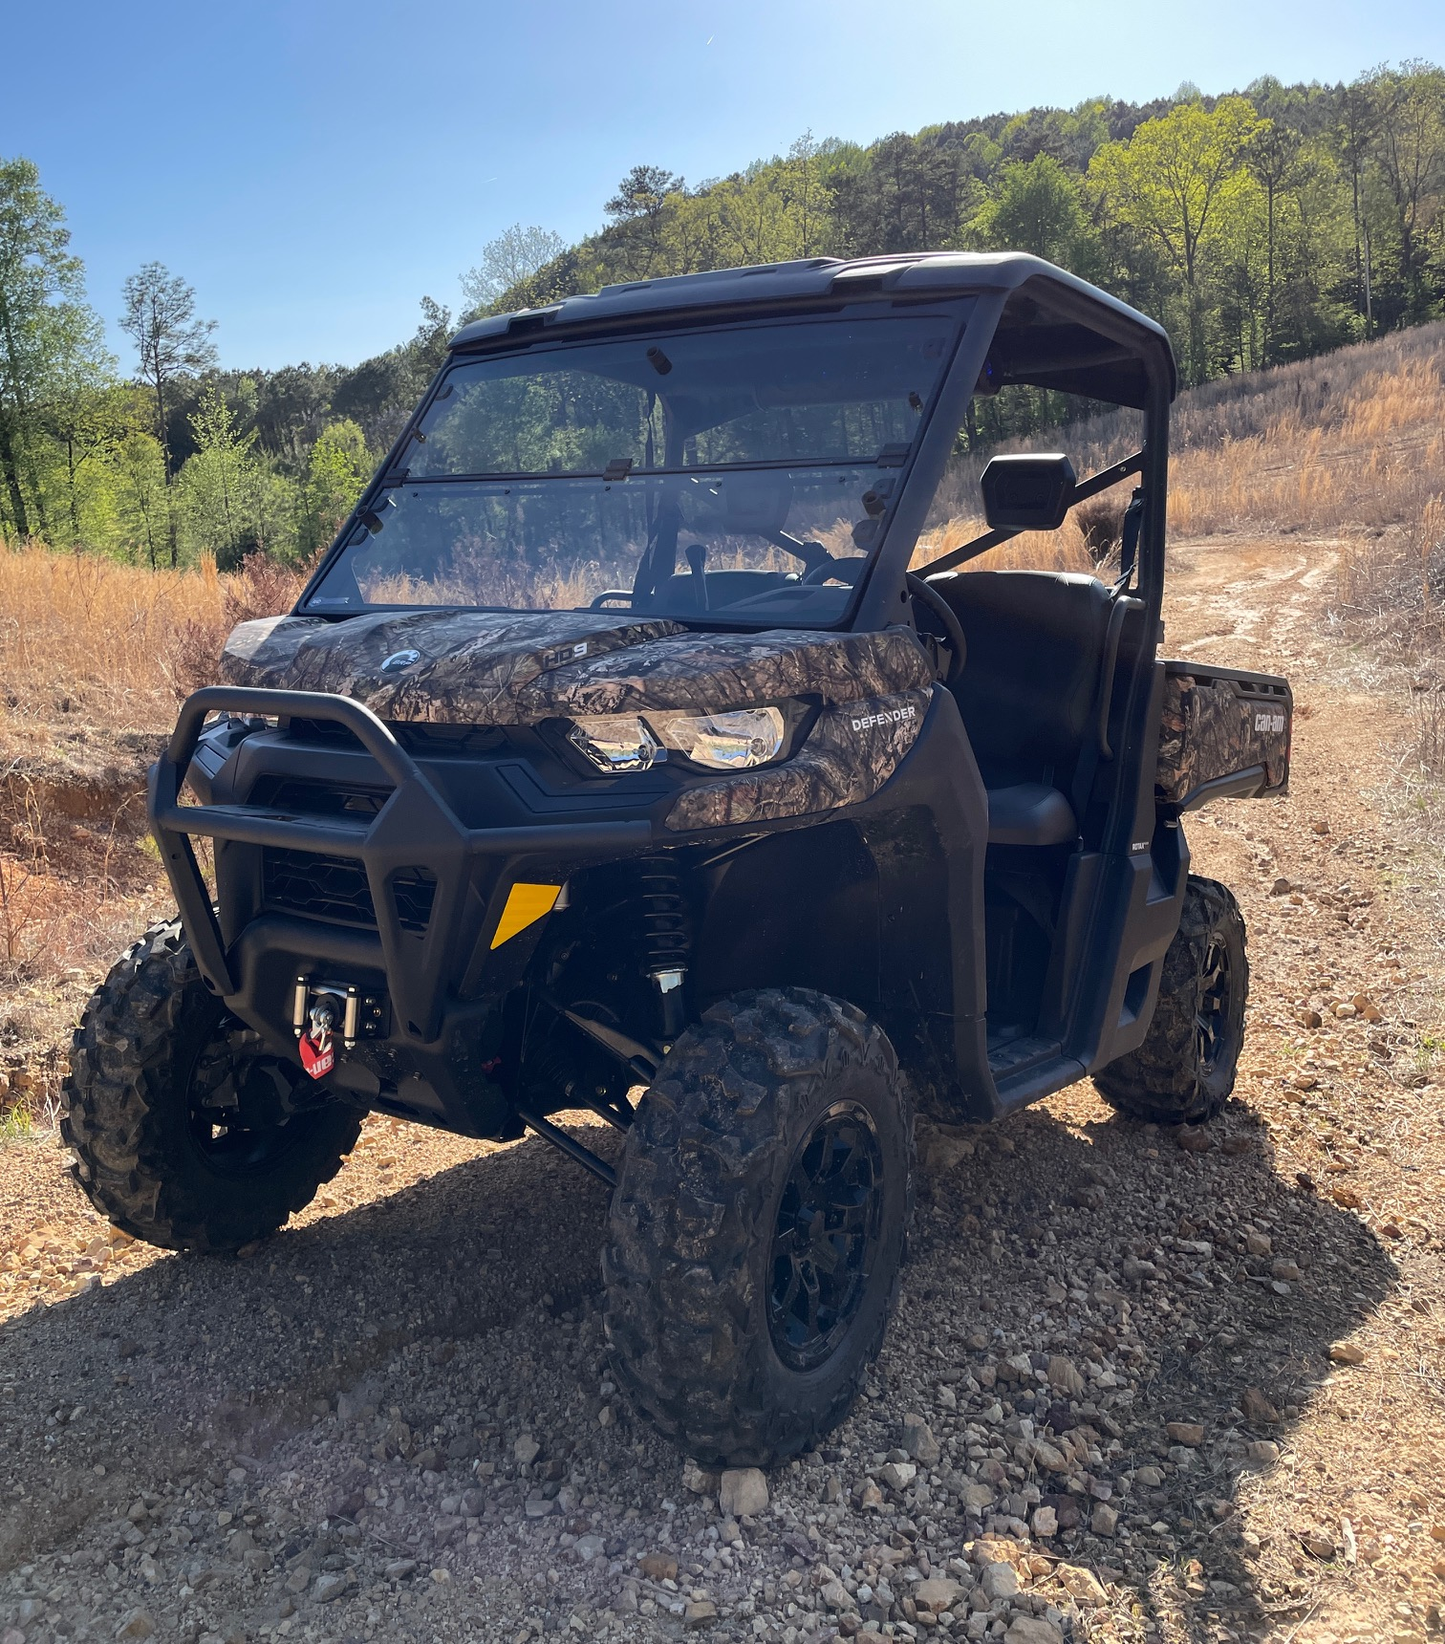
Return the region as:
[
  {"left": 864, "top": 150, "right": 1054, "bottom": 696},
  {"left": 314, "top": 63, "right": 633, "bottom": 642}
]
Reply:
[
  {"left": 604, "top": 988, "right": 914, "bottom": 1468},
  {"left": 1093, "top": 875, "right": 1248, "bottom": 1125},
  {"left": 63, "top": 920, "right": 363, "bottom": 1252}
]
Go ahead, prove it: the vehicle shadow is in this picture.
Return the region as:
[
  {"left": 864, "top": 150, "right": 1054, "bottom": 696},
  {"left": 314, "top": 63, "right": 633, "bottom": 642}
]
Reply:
[
  {"left": 0, "top": 1123, "right": 621, "bottom": 1568},
  {"left": 909, "top": 1094, "right": 1397, "bottom": 1642},
  {"left": 0, "top": 1093, "right": 1397, "bottom": 1644}
]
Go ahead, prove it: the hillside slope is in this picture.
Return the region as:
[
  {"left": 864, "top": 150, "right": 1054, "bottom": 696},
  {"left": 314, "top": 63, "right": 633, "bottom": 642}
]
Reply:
[{"left": 0, "top": 529, "right": 1440, "bottom": 1644}]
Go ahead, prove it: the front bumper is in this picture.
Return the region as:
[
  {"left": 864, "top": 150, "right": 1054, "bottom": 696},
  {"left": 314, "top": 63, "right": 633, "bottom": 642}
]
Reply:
[{"left": 150, "top": 686, "right": 653, "bottom": 1130}]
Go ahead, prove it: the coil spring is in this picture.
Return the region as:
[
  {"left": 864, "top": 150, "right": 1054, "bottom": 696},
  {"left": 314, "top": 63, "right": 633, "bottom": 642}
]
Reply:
[{"left": 639, "top": 856, "right": 690, "bottom": 974}]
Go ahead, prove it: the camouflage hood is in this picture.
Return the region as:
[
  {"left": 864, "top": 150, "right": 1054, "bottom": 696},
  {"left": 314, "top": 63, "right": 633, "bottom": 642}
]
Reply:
[{"left": 219, "top": 609, "right": 935, "bottom": 725}]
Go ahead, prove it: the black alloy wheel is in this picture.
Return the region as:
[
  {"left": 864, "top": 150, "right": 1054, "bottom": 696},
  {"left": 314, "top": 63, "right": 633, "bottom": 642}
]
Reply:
[
  {"left": 605, "top": 987, "right": 914, "bottom": 1467},
  {"left": 186, "top": 1023, "right": 319, "bottom": 1177},
  {"left": 769, "top": 1102, "right": 884, "bottom": 1372},
  {"left": 1093, "top": 875, "right": 1249, "bottom": 1126},
  {"left": 1194, "top": 934, "right": 1232, "bottom": 1076}
]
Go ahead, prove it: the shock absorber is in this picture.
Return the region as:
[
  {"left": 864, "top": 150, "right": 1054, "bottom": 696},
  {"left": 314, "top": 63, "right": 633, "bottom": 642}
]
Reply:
[{"left": 639, "top": 855, "right": 690, "bottom": 1046}]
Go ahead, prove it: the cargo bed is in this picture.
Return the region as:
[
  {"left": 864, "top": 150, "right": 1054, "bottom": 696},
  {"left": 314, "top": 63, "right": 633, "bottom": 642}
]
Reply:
[{"left": 1157, "top": 660, "right": 1292, "bottom": 812}]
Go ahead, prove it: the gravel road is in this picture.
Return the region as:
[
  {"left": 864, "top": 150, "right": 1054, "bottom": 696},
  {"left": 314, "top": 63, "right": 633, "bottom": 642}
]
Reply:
[{"left": 2, "top": 535, "right": 1443, "bottom": 1644}]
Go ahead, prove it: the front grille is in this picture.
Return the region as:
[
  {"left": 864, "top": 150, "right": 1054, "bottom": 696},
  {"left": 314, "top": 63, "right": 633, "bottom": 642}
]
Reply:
[
  {"left": 392, "top": 869, "right": 438, "bottom": 931},
  {"left": 249, "top": 776, "right": 391, "bottom": 817},
  {"left": 262, "top": 850, "right": 437, "bottom": 934}
]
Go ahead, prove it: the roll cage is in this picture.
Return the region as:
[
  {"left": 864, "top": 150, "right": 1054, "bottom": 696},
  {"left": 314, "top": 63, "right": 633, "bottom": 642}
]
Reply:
[{"left": 299, "top": 253, "right": 1176, "bottom": 639}]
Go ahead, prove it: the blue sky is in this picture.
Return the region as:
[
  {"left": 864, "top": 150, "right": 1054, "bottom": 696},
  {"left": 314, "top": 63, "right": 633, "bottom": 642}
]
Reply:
[{"left": 5, "top": 0, "right": 1442, "bottom": 372}]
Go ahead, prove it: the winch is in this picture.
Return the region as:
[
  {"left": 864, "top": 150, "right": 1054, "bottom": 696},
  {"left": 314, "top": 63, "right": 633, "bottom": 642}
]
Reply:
[{"left": 291, "top": 977, "right": 387, "bottom": 1077}]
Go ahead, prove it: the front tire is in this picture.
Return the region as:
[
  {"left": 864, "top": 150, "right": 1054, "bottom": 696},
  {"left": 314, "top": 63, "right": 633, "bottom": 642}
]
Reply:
[
  {"left": 1093, "top": 875, "right": 1248, "bottom": 1125},
  {"left": 603, "top": 988, "right": 913, "bottom": 1468},
  {"left": 63, "top": 920, "right": 363, "bottom": 1252}
]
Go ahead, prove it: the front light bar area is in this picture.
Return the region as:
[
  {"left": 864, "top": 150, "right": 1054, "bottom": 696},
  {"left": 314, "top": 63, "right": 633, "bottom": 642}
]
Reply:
[{"left": 568, "top": 705, "right": 787, "bottom": 774}]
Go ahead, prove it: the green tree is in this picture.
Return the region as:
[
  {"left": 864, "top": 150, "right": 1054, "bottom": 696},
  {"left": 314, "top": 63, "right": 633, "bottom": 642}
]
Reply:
[
  {"left": 1334, "top": 72, "right": 1385, "bottom": 333},
  {"left": 42, "top": 376, "right": 136, "bottom": 544},
  {"left": 1246, "top": 120, "right": 1304, "bottom": 361},
  {"left": 178, "top": 381, "right": 301, "bottom": 568},
  {"left": 604, "top": 165, "right": 685, "bottom": 278},
  {"left": 180, "top": 383, "right": 254, "bottom": 565},
  {"left": 0, "top": 156, "right": 110, "bottom": 542},
  {"left": 114, "top": 428, "right": 167, "bottom": 567},
  {"left": 1088, "top": 96, "right": 1264, "bottom": 382},
  {"left": 120, "top": 262, "right": 217, "bottom": 564},
  {"left": 1371, "top": 61, "right": 1445, "bottom": 323},
  {"left": 460, "top": 224, "right": 567, "bottom": 317},
  {"left": 297, "top": 418, "right": 371, "bottom": 558},
  {"left": 828, "top": 133, "right": 977, "bottom": 255},
  {"left": 971, "top": 153, "right": 1098, "bottom": 271}
]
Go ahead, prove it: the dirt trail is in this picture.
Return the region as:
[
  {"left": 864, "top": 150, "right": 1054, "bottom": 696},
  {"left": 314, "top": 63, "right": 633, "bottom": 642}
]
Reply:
[{"left": 1, "top": 537, "right": 1442, "bottom": 1644}]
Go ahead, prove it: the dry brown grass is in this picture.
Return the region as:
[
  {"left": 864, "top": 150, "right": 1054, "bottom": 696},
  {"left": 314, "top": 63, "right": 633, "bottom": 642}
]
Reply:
[
  {"left": 912, "top": 513, "right": 1099, "bottom": 576},
  {"left": 0, "top": 550, "right": 310, "bottom": 1100},
  {"left": 1168, "top": 352, "right": 1445, "bottom": 540},
  {"left": 922, "top": 320, "right": 1445, "bottom": 569},
  {"left": 0, "top": 549, "right": 225, "bottom": 733}
]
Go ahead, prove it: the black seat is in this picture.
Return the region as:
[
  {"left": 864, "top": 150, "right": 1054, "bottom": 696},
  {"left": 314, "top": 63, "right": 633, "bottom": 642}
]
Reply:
[
  {"left": 986, "top": 782, "right": 1077, "bottom": 847},
  {"left": 929, "top": 569, "right": 1113, "bottom": 845}
]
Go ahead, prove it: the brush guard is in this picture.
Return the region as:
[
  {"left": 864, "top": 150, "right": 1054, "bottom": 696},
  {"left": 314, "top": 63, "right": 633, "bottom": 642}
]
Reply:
[{"left": 149, "top": 686, "right": 652, "bottom": 1047}]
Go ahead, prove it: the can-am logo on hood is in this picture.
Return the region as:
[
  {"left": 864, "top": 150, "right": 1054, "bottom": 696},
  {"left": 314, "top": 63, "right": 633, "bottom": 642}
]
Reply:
[{"left": 380, "top": 649, "right": 422, "bottom": 674}]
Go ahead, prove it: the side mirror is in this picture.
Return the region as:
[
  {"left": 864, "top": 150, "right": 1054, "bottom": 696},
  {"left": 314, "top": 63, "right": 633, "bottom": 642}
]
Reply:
[{"left": 980, "top": 453, "right": 1077, "bottom": 532}]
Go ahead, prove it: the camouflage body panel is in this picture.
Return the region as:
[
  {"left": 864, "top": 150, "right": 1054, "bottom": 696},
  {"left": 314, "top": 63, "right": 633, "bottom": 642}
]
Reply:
[
  {"left": 220, "top": 611, "right": 689, "bottom": 723},
  {"left": 666, "top": 687, "right": 934, "bottom": 833},
  {"left": 219, "top": 611, "right": 933, "bottom": 727},
  {"left": 1156, "top": 668, "right": 1291, "bottom": 805},
  {"left": 513, "top": 627, "right": 934, "bottom": 719}
]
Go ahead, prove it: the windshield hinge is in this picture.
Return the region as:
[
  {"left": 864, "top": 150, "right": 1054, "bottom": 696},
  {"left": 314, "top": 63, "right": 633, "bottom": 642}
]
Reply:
[{"left": 603, "top": 457, "right": 634, "bottom": 482}]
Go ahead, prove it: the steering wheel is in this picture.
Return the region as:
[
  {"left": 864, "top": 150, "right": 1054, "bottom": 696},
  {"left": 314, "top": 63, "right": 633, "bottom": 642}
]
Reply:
[
  {"left": 801, "top": 555, "right": 866, "bottom": 587},
  {"left": 906, "top": 573, "right": 966, "bottom": 686}
]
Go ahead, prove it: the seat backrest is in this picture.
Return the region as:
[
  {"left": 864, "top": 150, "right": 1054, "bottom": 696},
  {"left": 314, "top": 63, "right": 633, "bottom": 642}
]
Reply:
[{"left": 933, "top": 570, "right": 1112, "bottom": 790}]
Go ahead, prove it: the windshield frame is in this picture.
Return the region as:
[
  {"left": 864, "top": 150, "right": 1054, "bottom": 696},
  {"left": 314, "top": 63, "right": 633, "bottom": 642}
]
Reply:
[{"left": 297, "top": 297, "right": 979, "bottom": 632}]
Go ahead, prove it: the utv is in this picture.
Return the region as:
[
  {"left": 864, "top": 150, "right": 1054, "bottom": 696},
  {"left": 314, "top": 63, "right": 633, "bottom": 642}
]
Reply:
[{"left": 64, "top": 253, "right": 1291, "bottom": 1466}]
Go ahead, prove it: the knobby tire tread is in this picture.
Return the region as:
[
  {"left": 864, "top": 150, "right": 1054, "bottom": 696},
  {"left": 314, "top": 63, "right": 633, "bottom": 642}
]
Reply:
[
  {"left": 1093, "top": 875, "right": 1248, "bottom": 1126},
  {"left": 604, "top": 987, "right": 913, "bottom": 1468},
  {"left": 62, "top": 919, "right": 361, "bottom": 1252}
]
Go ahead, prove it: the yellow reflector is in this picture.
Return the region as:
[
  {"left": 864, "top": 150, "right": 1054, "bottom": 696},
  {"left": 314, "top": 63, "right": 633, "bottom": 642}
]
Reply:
[{"left": 489, "top": 882, "right": 562, "bottom": 949}]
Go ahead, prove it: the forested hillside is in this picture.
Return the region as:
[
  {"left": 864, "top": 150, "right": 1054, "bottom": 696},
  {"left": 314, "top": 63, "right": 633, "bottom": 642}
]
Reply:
[{"left": 1, "top": 62, "right": 1442, "bottom": 569}]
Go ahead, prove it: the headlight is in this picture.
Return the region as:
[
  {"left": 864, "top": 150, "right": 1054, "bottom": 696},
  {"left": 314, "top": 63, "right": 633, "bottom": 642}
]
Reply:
[
  {"left": 652, "top": 707, "right": 786, "bottom": 770},
  {"left": 567, "top": 715, "right": 661, "bottom": 772},
  {"left": 568, "top": 706, "right": 787, "bottom": 773}
]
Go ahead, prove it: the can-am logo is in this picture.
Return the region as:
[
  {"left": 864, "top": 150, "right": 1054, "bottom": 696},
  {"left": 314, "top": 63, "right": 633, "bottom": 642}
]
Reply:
[
  {"left": 1254, "top": 711, "right": 1287, "bottom": 733},
  {"left": 852, "top": 705, "right": 917, "bottom": 732}
]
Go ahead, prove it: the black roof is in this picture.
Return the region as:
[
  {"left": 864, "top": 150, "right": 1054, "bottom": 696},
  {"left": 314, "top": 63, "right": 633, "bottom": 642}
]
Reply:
[{"left": 448, "top": 252, "right": 1177, "bottom": 407}]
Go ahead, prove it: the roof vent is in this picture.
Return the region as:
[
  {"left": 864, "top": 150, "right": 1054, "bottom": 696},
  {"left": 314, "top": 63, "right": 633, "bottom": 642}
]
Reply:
[
  {"left": 830, "top": 261, "right": 912, "bottom": 294},
  {"left": 506, "top": 309, "right": 557, "bottom": 336}
]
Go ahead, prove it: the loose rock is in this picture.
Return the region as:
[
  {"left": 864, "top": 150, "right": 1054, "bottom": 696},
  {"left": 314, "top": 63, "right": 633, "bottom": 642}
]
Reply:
[
  {"left": 901, "top": 1413, "right": 941, "bottom": 1464},
  {"left": 914, "top": 1577, "right": 963, "bottom": 1614},
  {"left": 718, "top": 1466, "right": 769, "bottom": 1517},
  {"left": 1240, "top": 1386, "right": 1280, "bottom": 1423},
  {"left": 1004, "top": 1617, "right": 1064, "bottom": 1644},
  {"left": 1056, "top": 1563, "right": 1108, "bottom": 1606}
]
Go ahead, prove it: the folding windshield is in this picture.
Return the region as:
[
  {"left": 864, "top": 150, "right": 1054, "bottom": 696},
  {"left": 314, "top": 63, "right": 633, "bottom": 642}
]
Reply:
[{"left": 305, "top": 304, "right": 974, "bottom": 624}]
